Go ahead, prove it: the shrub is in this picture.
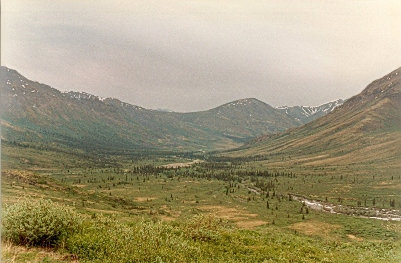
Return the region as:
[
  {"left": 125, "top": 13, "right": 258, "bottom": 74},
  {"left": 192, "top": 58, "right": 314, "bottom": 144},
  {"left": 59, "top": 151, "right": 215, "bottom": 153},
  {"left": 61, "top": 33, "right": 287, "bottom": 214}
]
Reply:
[
  {"left": 2, "top": 199, "right": 82, "bottom": 247},
  {"left": 183, "top": 214, "right": 228, "bottom": 242},
  {"left": 66, "top": 216, "right": 203, "bottom": 262}
]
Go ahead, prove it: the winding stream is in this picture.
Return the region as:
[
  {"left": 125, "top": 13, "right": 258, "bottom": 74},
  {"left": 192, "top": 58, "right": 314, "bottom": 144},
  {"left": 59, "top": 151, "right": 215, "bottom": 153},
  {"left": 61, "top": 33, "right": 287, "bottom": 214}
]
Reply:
[{"left": 292, "top": 195, "right": 401, "bottom": 221}]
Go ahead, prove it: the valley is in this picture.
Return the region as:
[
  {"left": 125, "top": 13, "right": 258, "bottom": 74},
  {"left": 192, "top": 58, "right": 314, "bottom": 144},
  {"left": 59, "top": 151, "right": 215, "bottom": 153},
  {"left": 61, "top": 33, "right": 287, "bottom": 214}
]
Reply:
[
  {"left": 1, "top": 67, "right": 400, "bottom": 262},
  {"left": 2, "top": 0, "right": 400, "bottom": 261},
  {"left": 0, "top": 67, "right": 343, "bottom": 153},
  {"left": 2, "top": 144, "right": 401, "bottom": 262}
]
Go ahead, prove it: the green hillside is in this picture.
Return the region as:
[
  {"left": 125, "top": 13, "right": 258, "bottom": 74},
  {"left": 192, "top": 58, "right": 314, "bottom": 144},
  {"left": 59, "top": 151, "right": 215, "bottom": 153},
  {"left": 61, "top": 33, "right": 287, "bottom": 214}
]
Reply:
[
  {"left": 0, "top": 67, "right": 226, "bottom": 153},
  {"left": 0, "top": 67, "right": 321, "bottom": 154},
  {"left": 224, "top": 67, "right": 401, "bottom": 167},
  {"left": 177, "top": 98, "right": 299, "bottom": 142}
]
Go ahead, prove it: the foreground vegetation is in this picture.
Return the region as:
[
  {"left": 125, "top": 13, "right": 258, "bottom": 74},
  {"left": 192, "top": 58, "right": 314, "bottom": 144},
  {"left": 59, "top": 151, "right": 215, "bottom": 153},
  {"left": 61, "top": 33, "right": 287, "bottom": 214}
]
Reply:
[
  {"left": 2, "top": 145, "right": 401, "bottom": 262},
  {"left": 2, "top": 199, "right": 400, "bottom": 263}
]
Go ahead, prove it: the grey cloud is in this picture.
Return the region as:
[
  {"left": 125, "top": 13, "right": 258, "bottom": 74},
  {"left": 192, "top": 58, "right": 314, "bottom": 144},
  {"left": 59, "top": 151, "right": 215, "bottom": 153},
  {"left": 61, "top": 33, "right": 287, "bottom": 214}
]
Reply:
[{"left": 2, "top": 0, "right": 401, "bottom": 111}]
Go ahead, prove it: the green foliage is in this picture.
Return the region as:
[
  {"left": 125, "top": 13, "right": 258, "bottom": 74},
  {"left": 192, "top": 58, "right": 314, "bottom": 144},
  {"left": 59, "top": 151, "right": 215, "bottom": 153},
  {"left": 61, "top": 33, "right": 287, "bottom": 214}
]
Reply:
[
  {"left": 2, "top": 199, "right": 82, "bottom": 247},
  {"left": 66, "top": 216, "right": 202, "bottom": 262},
  {"left": 183, "top": 214, "right": 228, "bottom": 242},
  {"left": 66, "top": 215, "right": 401, "bottom": 263},
  {"left": 1, "top": 197, "right": 400, "bottom": 262},
  {"left": 2, "top": 152, "right": 401, "bottom": 262}
]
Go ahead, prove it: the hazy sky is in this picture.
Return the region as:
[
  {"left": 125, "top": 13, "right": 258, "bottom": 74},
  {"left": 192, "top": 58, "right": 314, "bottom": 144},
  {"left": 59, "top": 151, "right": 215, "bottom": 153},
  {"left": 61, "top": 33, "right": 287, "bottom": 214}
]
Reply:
[{"left": 2, "top": 0, "right": 401, "bottom": 112}]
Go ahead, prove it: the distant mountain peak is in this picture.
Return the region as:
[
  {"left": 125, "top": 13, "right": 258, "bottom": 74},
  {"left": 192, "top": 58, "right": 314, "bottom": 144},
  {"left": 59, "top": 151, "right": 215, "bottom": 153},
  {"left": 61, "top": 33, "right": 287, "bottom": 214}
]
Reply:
[
  {"left": 64, "top": 91, "right": 103, "bottom": 101},
  {"left": 361, "top": 67, "right": 401, "bottom": 96},
  {"left": 214, "top": 98, "right": 270, "bottom": 111},
  {"left": 224, "top": 98, "right": 262, "bottom": 105},
  {"left": 230, "top": 66, "right": 401, "bottom": 166},
  {"left": 341, "top": 67, "right": 401, "bottom": 112},
  {"left": 1, "top": 66, "right": 352, "bottom": 153},
  {"left": 276, "top": 99, "right": 344, "bottom": 124}
]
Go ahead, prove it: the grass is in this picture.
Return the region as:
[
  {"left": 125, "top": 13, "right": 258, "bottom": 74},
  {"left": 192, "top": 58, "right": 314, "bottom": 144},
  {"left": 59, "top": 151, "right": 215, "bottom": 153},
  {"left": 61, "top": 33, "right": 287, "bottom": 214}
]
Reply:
[
  {"left": 3, "top": 201, "right": 400, "bottom": 263},
  {"left": 2, "top": 66, "right": 400, "bottom": 261},
  {"left": 2, "top": 145, "right": 401, "bottom": 262},
  {"left": 1, "top": 242, "right": 76, "bottom": 263}
]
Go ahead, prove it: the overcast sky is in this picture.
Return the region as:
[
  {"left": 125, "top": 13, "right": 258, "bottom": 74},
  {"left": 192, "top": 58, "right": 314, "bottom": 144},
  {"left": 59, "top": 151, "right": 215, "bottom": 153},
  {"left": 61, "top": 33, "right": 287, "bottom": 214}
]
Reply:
[{"left": 2, "top": 0, "right": 401, "bottom": 112}]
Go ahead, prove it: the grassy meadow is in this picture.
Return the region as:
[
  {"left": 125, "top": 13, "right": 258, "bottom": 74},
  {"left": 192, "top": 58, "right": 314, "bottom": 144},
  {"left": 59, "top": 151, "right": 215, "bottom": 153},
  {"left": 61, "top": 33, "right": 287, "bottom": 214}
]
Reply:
[{"left": 1, "top": 145, "right": 401, "bottom": 262}]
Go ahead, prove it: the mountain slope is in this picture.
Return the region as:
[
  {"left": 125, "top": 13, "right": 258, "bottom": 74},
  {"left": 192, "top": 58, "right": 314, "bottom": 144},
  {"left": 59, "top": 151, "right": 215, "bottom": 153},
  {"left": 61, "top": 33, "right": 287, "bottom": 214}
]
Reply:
[
  {"left": 1, "top": 67, "right": 320, "bottom": 153},
  {"left": 0, "top": 67, "right": 232, "bottom": 153},
  {"left": 225, "top": 67, "right": 401, "bottom": 167},
  {"left": 277, "top": 99, "right": 344, "bottom": 124},
  {"left": 178, "top": 98, "right": 300, "bottom": 142},
  {"left": 0, "top": 66, "right": 352, "bottom": 154}
]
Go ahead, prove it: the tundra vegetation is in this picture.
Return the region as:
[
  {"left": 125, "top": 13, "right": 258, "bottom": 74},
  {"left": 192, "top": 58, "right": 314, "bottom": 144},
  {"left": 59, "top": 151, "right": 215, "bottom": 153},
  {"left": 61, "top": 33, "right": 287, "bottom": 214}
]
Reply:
[
  {"left": 1, "top": 146, "right": 401, "bottom": 262},
  {"left": 1, "top": 67, "right": 400, "bottom": 262}
]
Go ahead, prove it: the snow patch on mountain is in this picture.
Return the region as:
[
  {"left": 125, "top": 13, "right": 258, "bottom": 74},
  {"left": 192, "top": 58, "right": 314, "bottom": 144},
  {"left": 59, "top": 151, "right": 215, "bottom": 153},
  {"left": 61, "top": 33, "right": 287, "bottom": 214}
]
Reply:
[
  {"left": 62, "top": 91, "right": 147, "bottom": 111},
  {"left": 276, "top": 99, "right": 344, "bottom": 124}
]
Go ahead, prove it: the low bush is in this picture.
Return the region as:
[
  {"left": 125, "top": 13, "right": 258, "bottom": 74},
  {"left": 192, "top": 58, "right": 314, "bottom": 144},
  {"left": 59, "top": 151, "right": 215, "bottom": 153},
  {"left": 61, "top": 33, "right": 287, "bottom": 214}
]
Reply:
[
  {"left": 2, "top": 199, "right": 82, "bottom": 247},
  {"left": 66, "top": 215, "right": 203, "bottom": 262},
  {"left": 183, "top": 214, "right": 228, "bottom": 242},
  {"left": 3, "top": 199, "right": 400, "bottom": 262}
]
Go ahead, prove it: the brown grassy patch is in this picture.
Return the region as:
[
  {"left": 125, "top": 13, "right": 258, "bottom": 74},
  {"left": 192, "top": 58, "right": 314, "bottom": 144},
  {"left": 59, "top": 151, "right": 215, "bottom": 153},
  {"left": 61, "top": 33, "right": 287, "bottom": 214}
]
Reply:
[
  {"left": 158, "top": 215, "right": 176, "bottom": 222},
  {"left": 373, "top": 182, "right": 401, "bottom": 189},
  {"left": 134, "top": 197, "right": 157, "bottom": 202},
  {"left": 236, "top": 220, "right": 267, "bottom": 228},
  {"left": 198, "top": 205, "right": 267, "bottom": 229},
  {"left": 161, "top": 159, "right": 204, "bottom": 168},
  {"left": 2, "top": 170, "right": 37, "bottom": 184},
  {"left": 72, "top": 184, "right": 87, "bottom": 188},
  {"left": 289, "top": 220, "right": 340, "bottom": 238},
  {"left": 158, "top": 205, "right": 182, "bottom": 220},
  {"left": 1, "top": 241, "right": 77, "bottom": 263},
  {"left": 347, "top": 234, "right": 363, "bottom": 241}
]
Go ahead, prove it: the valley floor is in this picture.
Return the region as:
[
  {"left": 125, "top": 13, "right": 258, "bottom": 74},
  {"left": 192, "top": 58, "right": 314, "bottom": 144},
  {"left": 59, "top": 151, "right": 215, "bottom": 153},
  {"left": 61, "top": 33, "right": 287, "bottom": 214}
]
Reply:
[{"left": 1, "top": 148, "right": 401, "bottom": 262}]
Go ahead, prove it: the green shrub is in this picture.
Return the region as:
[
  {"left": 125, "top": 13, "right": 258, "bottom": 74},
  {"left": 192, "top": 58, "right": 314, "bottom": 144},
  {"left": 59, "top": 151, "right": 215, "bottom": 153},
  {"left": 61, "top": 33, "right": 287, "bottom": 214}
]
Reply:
[
  {"left": 66, "top": 216, "right": 203, "bottom": 262},
  {"left": 183, "top": 214, "right": 228, "bottom": 242},
  {"left": 2, "top": 199, "right": 82, "bottom": 247}
]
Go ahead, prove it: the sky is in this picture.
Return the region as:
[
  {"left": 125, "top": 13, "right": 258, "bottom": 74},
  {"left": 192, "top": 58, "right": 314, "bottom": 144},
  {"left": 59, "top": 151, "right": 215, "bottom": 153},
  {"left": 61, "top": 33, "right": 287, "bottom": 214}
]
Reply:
[{"left": 2, "top": 0, "right": 401, "bottom": 112}]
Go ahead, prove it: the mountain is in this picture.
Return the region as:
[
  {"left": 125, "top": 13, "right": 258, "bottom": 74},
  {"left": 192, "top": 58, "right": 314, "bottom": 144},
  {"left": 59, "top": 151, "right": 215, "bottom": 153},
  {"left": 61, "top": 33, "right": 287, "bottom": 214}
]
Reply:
[
  {"left": 0, "top": 67, "right": 228, "bottom": 153},
  {"left": 0, "top": 66, "right": 349, "bottom": 154},
  {"left": 0, "top": 67, "right": 323, "bottom": 153},
  {"left": 225, "top": 67, "right": 401, "bottom": 167},
  {"left": 177, "top": 98, "right": 300, "bottom": 142},
  {"left": 277, "top": 99, "right": 344, "bottom": 124}
]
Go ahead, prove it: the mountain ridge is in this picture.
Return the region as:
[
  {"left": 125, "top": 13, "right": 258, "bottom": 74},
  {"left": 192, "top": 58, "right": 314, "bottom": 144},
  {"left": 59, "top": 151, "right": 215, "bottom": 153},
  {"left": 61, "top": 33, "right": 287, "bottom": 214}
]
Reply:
[
  {"left": 225, "top": 67, "right": 401, "bottom": 167},
  {"left": 0, "top": 66, "right": 345, "bottom": 153},
  {"left": 277, "top": 99, "right": 344, "bottom": 123}
]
